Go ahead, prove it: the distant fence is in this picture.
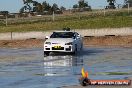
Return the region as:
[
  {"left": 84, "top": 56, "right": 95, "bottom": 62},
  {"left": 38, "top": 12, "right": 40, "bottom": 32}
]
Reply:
[
  {"left": 74, "top": 28, "right": 132, "bottom": 37},
  {"left": 0, "top": 28, "right": 132, "bottom": 40},
  {"left": 0, "top": 8, "right": 132, "bottom": 26}
]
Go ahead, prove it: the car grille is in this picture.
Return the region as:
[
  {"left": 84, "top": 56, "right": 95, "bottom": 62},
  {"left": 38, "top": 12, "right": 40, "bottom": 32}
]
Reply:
[{"left": 52, "top": 47, "right": 64, "bottom": 50}]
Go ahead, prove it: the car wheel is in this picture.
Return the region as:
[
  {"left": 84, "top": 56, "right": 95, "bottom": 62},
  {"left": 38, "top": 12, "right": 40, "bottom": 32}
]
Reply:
[
  {"left": 72, "top": 45, "right": 77, "bottom": 55},
  {"left": 44, "top": 51, "right": 50, "bottom": 56},
  {"left": 80, "top": 43, "right": 83, "bottom": 50}
]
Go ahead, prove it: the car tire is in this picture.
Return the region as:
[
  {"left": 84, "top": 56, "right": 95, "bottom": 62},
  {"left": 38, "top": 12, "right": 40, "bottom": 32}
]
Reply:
[
  {"left": 44, "top": 51, "right": 50, "bottom": 56},
  {"left": 72, "top": 45, "right": 77, "bottom": 55},
  {"left": 80, "top": 43, "right": 83, "bottom": 51}
]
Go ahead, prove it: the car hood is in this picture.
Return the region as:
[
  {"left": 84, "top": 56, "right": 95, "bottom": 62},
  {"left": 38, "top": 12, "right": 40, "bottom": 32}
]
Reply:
[{"left": 45, "top": 38, "right": 74, "bottom": 44}]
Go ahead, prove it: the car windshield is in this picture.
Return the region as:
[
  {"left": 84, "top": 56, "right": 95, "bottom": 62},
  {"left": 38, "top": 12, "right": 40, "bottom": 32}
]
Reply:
[{"left": 50, "top": 32, "right": 75, "bottom": 38}]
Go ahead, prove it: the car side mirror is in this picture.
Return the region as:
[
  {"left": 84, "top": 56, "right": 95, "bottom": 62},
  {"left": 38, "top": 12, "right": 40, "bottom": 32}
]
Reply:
[{"left": 45, "top": 36, "right": 49, "bottom": 40}]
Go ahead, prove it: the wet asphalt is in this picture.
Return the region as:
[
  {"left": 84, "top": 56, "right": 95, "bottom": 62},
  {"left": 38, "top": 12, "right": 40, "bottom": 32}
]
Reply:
[{"left": 0, "top": 47, "right": 132, "bottom": 88}]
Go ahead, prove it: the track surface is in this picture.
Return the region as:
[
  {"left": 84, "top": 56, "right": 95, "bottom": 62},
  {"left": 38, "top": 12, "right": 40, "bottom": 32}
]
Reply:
[{"left": 0, "top": 47, "right": 132, "bottom": 88}]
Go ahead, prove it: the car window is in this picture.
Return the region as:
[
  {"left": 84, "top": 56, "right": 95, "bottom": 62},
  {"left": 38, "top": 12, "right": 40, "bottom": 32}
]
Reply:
[{"left": 50, "top": 32, "right": 75, "bottom": 38}]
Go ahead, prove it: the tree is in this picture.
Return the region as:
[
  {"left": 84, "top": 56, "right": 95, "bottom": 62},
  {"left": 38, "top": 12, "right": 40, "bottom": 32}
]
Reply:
[
  {"left": 35, "top": 3, "right": 43, "bottom": 12},
  {"left": 73, "top": 4, "right": 78, "bottom": 8},
  {"left": 125, "top": 0, "right": 132, "bottom": 3},
  {"left": 32, "top": 1, "right": 43, "bottom": 12},
  {"left": 78, "top": 0, "right": 88, "bottom": 8},
  {"left": 73, "top": 0, "right": 89, "bottom": 9},
  {"left": 32, "top": 1, "right": 38, "bottom": 6},
  {"left": 123, "top": 0, "right": 132, "bottom": 8},
  {"left": 19, "top": 7, "right": 25, "bottom": 13},
  {"left": 107, "top": 0, "right": 115, "bottom": 4},
  {"left": 42, "top": 1, "right": 51, "bottom": 11},
  {"left": 23, "top": 0, "right": 33, "bottom": 12},
  {"left": 106, "top": 0, "right": 116, "bottom": 9},
  {"left": 60, "top": 6, "right": 66, "bottom": 11},
  {"left": 73, "top": 0, "right": 91, "bottom": 11},
  {"left": 20, "top": 0, "right": 63, "bottom": 15},
  {"left": 0, "top": 11, "right": 9, "bottom": 16},
  {"left": 51, "top": 3, "right": 63, "bottom": 14},
  {"left": 19, "top": 5, "right": 32, "bottom": 13},
  {"left": 21, "top": 0, "right": 43, "bottom": 13},
  {"left": 23, "top": 0, "right": 26, "bottom": 4},
  {"left": 20, "top": 0, "right": 33, "bottom": 13},
  {"left": 52, "top": 3, "right": 59, "bottom": 11}
]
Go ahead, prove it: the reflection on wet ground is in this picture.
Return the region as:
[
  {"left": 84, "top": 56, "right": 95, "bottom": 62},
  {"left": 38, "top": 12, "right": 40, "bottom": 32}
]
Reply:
[{"left": 0, "top": 47, "right": 132, "bottom": 88}]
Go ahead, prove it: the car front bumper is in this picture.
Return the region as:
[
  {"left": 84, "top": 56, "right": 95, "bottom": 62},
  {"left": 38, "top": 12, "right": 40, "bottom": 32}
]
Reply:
[{"left": 44, "top": 45, "right": 75, "bottom": 52}]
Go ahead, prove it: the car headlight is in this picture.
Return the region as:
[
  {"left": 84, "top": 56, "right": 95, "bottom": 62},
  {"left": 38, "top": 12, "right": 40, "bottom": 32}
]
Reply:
[
  {"left": 45, "top": 42, "right": 51, "bottom": 45},
  {"left": 65, "top": 42, "right": 73, "bottom": 45}
]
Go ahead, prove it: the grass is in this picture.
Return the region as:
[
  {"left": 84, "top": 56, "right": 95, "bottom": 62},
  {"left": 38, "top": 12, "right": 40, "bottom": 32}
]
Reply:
[
  {"left": 105, "top": 72, "right": 130, "bottom": 75},
  {"left": 0, "top": 9, "right": 132, "bottom": 33},
  {"left": 96, "top": 72, "right": 131, "bottom": 75}
]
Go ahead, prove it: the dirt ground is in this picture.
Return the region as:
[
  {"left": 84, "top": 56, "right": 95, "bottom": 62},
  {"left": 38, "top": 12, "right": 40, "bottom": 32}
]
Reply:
[
  {"left": 0, "top": 35, "right": 132, "bottom": 48},
  {"left": 0, "top": 39, "right": 44, "bottom": 48}
]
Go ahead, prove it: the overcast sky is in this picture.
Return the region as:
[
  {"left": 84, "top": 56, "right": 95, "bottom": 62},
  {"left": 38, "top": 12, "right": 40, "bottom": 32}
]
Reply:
[{"left": 0, "top": 0, "right": 124, "bottom": 13}]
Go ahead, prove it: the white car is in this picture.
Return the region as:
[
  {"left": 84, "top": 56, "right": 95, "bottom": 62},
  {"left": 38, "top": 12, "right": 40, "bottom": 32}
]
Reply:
[{"left": 44, "top": 30, "right": 83, "bottom": 56}]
